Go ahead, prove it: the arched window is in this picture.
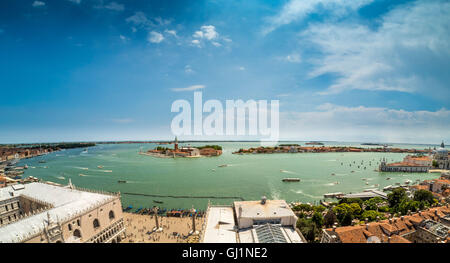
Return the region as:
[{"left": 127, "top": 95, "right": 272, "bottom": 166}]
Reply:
[
  {"left": 109, "top": 210, "right": 115, "bottom": 220},
  {"left": 93, "top": 218, "right": 100, "bottom": 229},
  {"left": 73, "top": 229, "right": 82, "bottom": 238}
]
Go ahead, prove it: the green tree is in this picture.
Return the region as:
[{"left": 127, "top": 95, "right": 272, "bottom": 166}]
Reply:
[
  {"left": 361, "top": 210, "right": 384, "bottom": 221},
  {"left": 387, "top": 188, "right": 407, "bottom": 209},
  {"left": 364, "top": 197, "right": 385, "bottom": 211},
  {"left": 311, "top": 212, "right": 324, "bottom": 228},
  {"left": 324, "top": 210, "right": 337, "bottom": 228},
  {"left": 413, "top": 190, "right": 434, "bottom": 204},
  {"left": 313, "top": 205, "right": 326, "bottom": 213}
]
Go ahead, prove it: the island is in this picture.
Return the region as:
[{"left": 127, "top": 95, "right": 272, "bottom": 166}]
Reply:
[
  {"left": 141, "top": 137, "right": 222, "bottom": 158},
  {"left": 233, "top": 145, "right": 432, "bottom": 154}
]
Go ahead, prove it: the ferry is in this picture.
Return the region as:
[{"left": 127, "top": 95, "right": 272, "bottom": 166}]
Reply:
[
  {"left": 153, "top": 200, "right": 164, "bottom": 204},
  {"left": 282, "top": 178, "right": 300, "bottom": 182},
  {"left": 79, "top": 174, "right": 87, "bottom": 177},
  {"left": 218, "top": 164, "right": 228, "bottom": 168},
  {"left": 118, "top": 180, "right": 127, "bottom": 183}
]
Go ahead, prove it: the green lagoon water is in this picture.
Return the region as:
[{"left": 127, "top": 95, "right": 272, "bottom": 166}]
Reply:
[{"left": 17, "top": 142, "right": 441, "bottom": 210}]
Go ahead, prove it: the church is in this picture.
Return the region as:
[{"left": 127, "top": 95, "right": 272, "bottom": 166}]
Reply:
[{"left": 433, "top": 141, "right": 449, "bottom": 170}]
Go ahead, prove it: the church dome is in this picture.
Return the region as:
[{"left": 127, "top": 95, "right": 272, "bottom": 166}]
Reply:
[{"left": 437, "top": 141, "right": 448, "bottom": 155}]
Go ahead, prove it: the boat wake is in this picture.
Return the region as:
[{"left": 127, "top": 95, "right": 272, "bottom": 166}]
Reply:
[
  {"left": 280, "top": 169, "right": 298, "bottom": 175},
  {"left": 74, "top": 167, "right": 89, "bottom": 170},
  {"left": 292, "top": 190, "right": 322, "bottom": 199}
]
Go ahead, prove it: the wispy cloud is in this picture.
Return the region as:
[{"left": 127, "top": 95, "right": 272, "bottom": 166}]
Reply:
[
  {"left": 95, "top": 1, "right": 124, "bottom": 11},
  {"left": 32, "top": 1, "right": 46, "bottom": 7},
  {"left": 281, "top": 104, "right": 450, "bottom": 143},
  {"left": 171, "top": 85, "right": 205, "bottom": 92},
  {"left": 303, "top": 0, "right": 450, "bottom": 99},
  {"left": 263, "top": 0, "right": 373, "bottom": 35}
]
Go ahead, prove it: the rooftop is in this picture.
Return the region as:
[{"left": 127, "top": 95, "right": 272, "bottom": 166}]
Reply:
[
  {"left": 233, "top": 200, "right": 295, "bottom": 219},
  {"left": 0, "top": 182, "right": 117, "bottom": 243},
  {"left": 202, "top": 206, "right": 237, "bottom": 243}
]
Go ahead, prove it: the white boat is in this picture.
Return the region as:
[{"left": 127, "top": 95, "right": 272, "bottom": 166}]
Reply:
[{"left": 405, "top": 180, "right": 412, "bottom": 184}]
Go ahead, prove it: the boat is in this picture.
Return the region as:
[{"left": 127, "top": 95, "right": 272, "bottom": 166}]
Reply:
[
  {"left": 79, "top": 174, "right": 87, "bottom": 177},
  {"left": 331, "top": 173, "right": 335, "bottom": 176},
  {"left": 98, "top": 165, "right": 104, "bottom": 169},
  {"left": 405, "top": 180, "right": 412, "bottom": 184},
  {"left": 386, "top": 177, "right": 391, "bottom": 180},
  {"left": 218, "top": 164, "right": 228, "bottom": 168},
  {"left": 118, "top": 180, "right": 127, "bottom": 183},
  {"left": 153, "top": 200, "right": 164, "bottom": 204},
  {"left": 38, "top": 160, "right": 46, "bottom": 163},
  {"left": 81, "top": 148, "right": 88, "bottom": 154},
  {"left": 282, "top": 178, "right": 300, "bottom": 182}
]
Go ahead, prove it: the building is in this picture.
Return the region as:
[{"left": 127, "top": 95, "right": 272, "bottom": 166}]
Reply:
[
  {"left": 321, "top": 205, "right": 450, "bottom": 243},
  {"left": 201, "top": 197, "right": 305, "bottom": 243},
  {"left": 199, "top": 147, "right": 222, "bottom": 156},
  {"left": 410, "top": 174, "right": 450, "bottom": 200},
  {"left": 0, "top": 181, "right": 126, "bottom": 243},
  {"left": 379, "top": 155, "right": 430, "bottom": 173},
  {"left": 433, "top": 141, "right": 449, "bottom": 170}
]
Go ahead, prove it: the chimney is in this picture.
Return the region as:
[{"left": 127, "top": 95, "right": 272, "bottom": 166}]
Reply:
[
  {"left": 365, "top": 218, "right": 369, "bottom": 224},
  {"left": 332, "top": 225, "right": 336, "bottom": 232},
  {"left": 389, "top": 218, "right": 393, "bottom": 224},
  {"left": 366, "top": 223, "right": 369, "bottom": 230},
  {"left": 376, "top": 216, "right": 380, "bottom": 222},
  {"left": 388, "top": 236, "right": 391, "bottom": 243},
  {"left": 401, "top": 216, "right": 404, "bottom": 221}
]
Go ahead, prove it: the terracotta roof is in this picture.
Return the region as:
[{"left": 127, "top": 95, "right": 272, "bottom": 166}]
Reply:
[{"left": 325, "top": 205, "right": 450, "bottom": 243}]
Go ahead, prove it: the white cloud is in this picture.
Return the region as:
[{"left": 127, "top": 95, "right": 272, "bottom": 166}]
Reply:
[
  {"left": 238, "top": 66, "right": 246, "bottom": 71},
  {"left": 191, "top": 39, "right": 201, "bottom": 47},
  {"left": 192, "top": 25, "right": 228, "bottom": 47},
  {"left": 184, "top": 65, "right": 195, "bottom": 74},
  {"left": 284, "top": 53, "right": 301, "bottom": 63},
  {"left": 164, "top": 29, "right": 177, "bottom": 37},
  {"left": 119, "top": 35, "right": 129, "bottom": 42},
  {"left": 171, "top": 85, "right": 205, "bottom": 92},
  {"left": 68, "top": 0, "right": 81, "bottom": 4},
  {"left": 263, "top": 0, "right": 373, "bottom": 34},
  {"left": 281, "top": 104, "right": 450, "bottom": 143},
  {"left": 302, "top": 0, "right": 450, "bottom": 99},
  {"left": 193, "top": 31, "right": 203, "bottom": 39},
  {"left": 32, "top": 1, "right": 45, "bottom": 7},
  {"left": 147, "top": 31, "right": 164, "bottom": 43},
  {"left": 200, "top": 25, "right": 218, "bottom": 40}
]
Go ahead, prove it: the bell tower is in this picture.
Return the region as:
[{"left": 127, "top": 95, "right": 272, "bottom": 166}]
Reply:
[{"left": 174, "top": 136, "right": 179, "bottom": 151}]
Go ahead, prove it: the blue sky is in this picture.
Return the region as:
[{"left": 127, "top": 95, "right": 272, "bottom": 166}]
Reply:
[{"left": 0, "top": 0, "right": 449, "bottom": 144}]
